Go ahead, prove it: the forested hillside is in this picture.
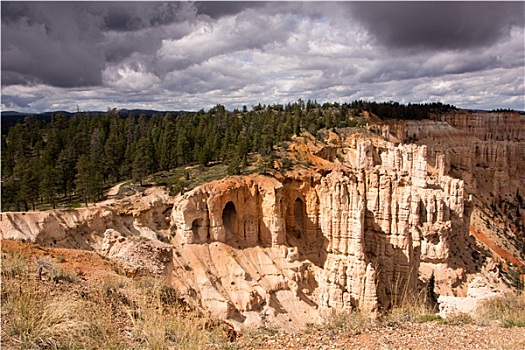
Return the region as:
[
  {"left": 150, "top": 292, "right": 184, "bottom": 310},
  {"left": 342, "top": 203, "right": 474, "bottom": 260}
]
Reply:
[{"left": 1, "top": 100, "right": 455, "bottom": 211}]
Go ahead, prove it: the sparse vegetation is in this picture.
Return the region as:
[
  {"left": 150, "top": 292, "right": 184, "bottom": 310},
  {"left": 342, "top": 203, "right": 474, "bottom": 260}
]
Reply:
[
  {"left": 476, "top": 292, "right": 525, "bottom": 327},
  {"left": 3, "top": 241, "right": 525, "bottom": 349},
  {"left": 322, "top": 310, "right": 376, "bottom": 334},
  {"left": 382, "top": 293, "right": 440, "bottom": 326},
  {"left": 1, "top": 247, "right": 233, "bottom": 349}
]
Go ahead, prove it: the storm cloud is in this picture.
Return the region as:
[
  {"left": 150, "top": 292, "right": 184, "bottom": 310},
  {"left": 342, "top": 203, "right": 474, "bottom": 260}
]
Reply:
[
  {"left": 1, "top": 1, "right": 524, "bottom": 112},
  {"left": 348, "top": 2, "right": 524, "bottom": 50}
]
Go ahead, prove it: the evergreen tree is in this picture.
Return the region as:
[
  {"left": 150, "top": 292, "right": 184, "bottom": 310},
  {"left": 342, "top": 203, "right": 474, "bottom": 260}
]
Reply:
[
  {"left": 15, "top": 159, "right": 40, "bottom": 211},
  {"left": 158, "top": 115, "right": 177, "bottom": 170},
  {"left": 132, "top": 136, "right": 155, "bottom": 186},
  {"left": 75, "top": 155, "right": 92, "bottom": 207},
  {"left": 1, "top": 178, "right": 19, "bottom": 211},
  {"left": 40, "top": 164, "right": 59, "bottom": 209},
  {"left": 56, "top": 146, "right": 77, "bottom": 199},
  {"left": 104, "top": 123, "right": 126, "bottom": 182},
  {"left": 175, "top": 131, "right": 191, "bottom": 166}
]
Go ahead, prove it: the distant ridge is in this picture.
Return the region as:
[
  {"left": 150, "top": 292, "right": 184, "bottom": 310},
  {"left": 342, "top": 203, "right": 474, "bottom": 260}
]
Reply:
[{"left": 1, "top": 109, "right": 189, "bottom": 133}]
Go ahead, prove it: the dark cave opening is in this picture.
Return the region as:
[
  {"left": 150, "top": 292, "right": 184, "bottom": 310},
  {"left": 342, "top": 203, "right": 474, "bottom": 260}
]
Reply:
[{"left": 222, "top": 201, "right": 238, "bottom": 238}]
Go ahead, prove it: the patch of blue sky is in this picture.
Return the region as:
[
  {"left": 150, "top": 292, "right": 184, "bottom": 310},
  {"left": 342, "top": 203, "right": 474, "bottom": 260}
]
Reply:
[{"left": 227, "top": 52, "right": 253, "bottom": 64}]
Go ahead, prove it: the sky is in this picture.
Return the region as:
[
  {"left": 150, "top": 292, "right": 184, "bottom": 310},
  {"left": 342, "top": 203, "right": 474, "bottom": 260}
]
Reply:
[{"left": 1, "top": 1, "right": 524, "bottom": 113}]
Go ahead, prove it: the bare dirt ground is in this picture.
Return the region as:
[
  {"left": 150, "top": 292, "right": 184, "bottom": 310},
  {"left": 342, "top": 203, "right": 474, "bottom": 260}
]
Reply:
[
  {"left": 95, "top": 181, "right": 126, "bottom": 206},
  {"left": 235, "top": 322, "right": 525, "bottom": 350},
  {"left": 1, "top": 239, "right": 118, "bottom": 281}
]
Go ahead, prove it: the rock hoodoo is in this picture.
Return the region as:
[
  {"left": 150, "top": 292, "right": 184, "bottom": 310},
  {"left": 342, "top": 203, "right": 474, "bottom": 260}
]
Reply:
[
  {"left": 2, "top": 114, "right": 520, "bottom": 331},
  {"left": 385, "top": 111, "right": 525, "bottom": 275},
  {"left": 170, "top": 135, "right": 470, "bottom": 325}
]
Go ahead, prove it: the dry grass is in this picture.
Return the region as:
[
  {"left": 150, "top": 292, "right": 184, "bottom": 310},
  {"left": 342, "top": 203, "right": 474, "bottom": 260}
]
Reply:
[
  {"left": 1, "top": 271, "right": 88, "bottom": 349},
  {"left": 1, "top": 250, "right": 232, "bottom": 350},
  {"left": 322, "top": 309, "right": 376, "bottom": 334},
  {"left": 382, "top": 295, "right": 440, "bottom": 325},
  {"left": 3, "top": 242, "right": 523, "bottom": 350},
  {"left": 381, "top": 274, "right": 441, "bottom": 326},
  {"left": 476, "top": 292, "right": 525, "bottom": 328}
]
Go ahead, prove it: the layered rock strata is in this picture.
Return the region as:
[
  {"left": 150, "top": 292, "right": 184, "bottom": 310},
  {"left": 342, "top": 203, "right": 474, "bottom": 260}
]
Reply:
[
  {"left": 384, "top": 112, "right": 525, "bottom": 268},
  {"left": 171, "top": 137, "right": 467, "bottom": 323}
]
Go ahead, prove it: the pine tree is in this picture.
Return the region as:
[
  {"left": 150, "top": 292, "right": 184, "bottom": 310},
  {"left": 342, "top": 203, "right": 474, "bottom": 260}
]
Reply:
[
  {"left": 56, "top": 146, "right": 77, "bottom": 199},
  {"left": 132, "top": 136, "right": 155, "bottom": 186},
  {"left": 104, "top": 127, "right": 125, "bottom": 182},
  {"left": 15, "top": 159, "right": 40, "bottom": 211},
  {"left": 75, "top": 155, "right": 91, "bottom": 207},
  {"left": 40, "top": 165, "right": 59, "bottom": 209}
]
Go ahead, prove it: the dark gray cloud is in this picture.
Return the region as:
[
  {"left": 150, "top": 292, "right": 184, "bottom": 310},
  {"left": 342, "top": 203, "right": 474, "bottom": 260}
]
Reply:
[
  {"left": 99, "top": 2, "right": 194, "bottom": 31},
  {"left": 195, "top": 1, "right": 266, "bottom": 18},
  {"left": 1, "top": 2, "right": 108, "bottom": 87},
  {"left": 1, "top": 1, "right": 194, "bottom": 87},
  {"left": 348, "top": 2, "right": 524, "bottom": 50},
  {"left": 1, "top": 2, "right": 523, "bottom": 112}
]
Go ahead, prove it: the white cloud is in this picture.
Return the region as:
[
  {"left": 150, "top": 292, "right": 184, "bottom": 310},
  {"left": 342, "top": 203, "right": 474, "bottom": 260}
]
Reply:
[
  {"left": 2, "top": 2, "right": 523, "bottom": 112},
  {"left": 103, "top": 59, "right": 160, "bottom": 93}
]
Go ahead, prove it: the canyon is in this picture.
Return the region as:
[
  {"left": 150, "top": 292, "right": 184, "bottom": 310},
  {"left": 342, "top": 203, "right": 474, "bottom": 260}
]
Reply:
[
  {"left": 2, "top": 111, "right": 523, "bottom": 331},
  {"left": 384, "top": 111, "right": 525, "bottom": 272}
]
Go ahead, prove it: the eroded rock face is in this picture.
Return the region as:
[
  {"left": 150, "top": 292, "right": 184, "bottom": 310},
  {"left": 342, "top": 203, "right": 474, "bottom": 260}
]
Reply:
[
  {"left": 171, "top": 138, "right": 468, "bottom": 324},
  {"left": 101, "top": 228, "right": 173, "bottom": 277},
  {"left": 1, "top": 187, "right": 174, "bottom": 250},
  {"left": 171, "top": 175, "right": 286, "bottom": 246},
  {"left": 385, "top": 112, "right": 525, "bottom": 274}
]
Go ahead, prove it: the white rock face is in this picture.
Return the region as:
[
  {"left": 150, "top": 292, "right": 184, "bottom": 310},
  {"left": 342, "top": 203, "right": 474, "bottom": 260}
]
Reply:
[
  {"left": 100, "top": 228, "right": 173, "bottom": 276},
  {"left": 170, "top": 139, "right": 468, "bottom": 323},
  {"left": 385, "top": 112, "right": 525, "bottom": 269},
  {"left": 438, "top": 276, "right": 504, "bottom": 319}
]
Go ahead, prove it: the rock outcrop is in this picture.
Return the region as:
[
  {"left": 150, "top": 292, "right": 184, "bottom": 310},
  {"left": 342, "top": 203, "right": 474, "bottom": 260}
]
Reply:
[
  {"left": 170, "top": 135, "right": 470, "bottom": 326},
  {"left": 384, "top": 111, "right": 525, "bottom": 275},
  {"left": 0, "top": 187, "right": 175, "bottom": 258},
  {"left": 438, "top": 276, "right": 503, "bottom": 319},
  {"left": 101, "top": 228, "right": 173, "bottom": 277},
  {"left": 2, "top": 121, "right": 516, "bottom": 330}
]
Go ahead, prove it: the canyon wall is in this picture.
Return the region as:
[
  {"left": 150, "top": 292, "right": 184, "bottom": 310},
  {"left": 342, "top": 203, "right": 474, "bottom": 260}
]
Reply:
[
  {"left": 170, "top": 137, "right": 470, "bottom": 325},
  {"left": 385, "top": 111, "right": 525, "bottom": 273}
]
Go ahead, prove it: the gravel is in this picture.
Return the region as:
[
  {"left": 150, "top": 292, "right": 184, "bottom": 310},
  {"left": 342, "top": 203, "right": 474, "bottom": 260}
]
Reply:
[{"left": 233, "top": 322, "right": 525, "bottom": 350}]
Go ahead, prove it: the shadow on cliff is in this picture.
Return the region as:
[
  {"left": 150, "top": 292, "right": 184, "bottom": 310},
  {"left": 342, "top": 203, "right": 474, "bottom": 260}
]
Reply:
[
  {"left": 363, "top": 209, "right": 418, "bottom": 310},
  {"left": 283, "top": 197, "right": 328, "bottom": 268},
  {"left": 219, "top": 193, "right": 329, "bottom": 268},
  {"left": 445, "top": 204, "right": 486, "bottom": 288}
]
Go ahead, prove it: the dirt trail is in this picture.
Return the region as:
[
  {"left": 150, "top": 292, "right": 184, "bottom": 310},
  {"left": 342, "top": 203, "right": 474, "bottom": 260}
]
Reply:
[
  {"left": 107, "top": 182, "right": 124, "bottom": 197},
  {"left": 96, "top": 182, "right": 126, "bottom": 206}
]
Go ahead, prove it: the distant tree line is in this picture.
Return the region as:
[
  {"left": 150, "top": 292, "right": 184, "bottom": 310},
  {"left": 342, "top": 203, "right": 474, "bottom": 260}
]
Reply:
[
  {"left": 361, "top": 101, "right": 457, "bottom": 120},
  {"left": 1, "top": 100, "right": 456, "bottom": 211}
]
